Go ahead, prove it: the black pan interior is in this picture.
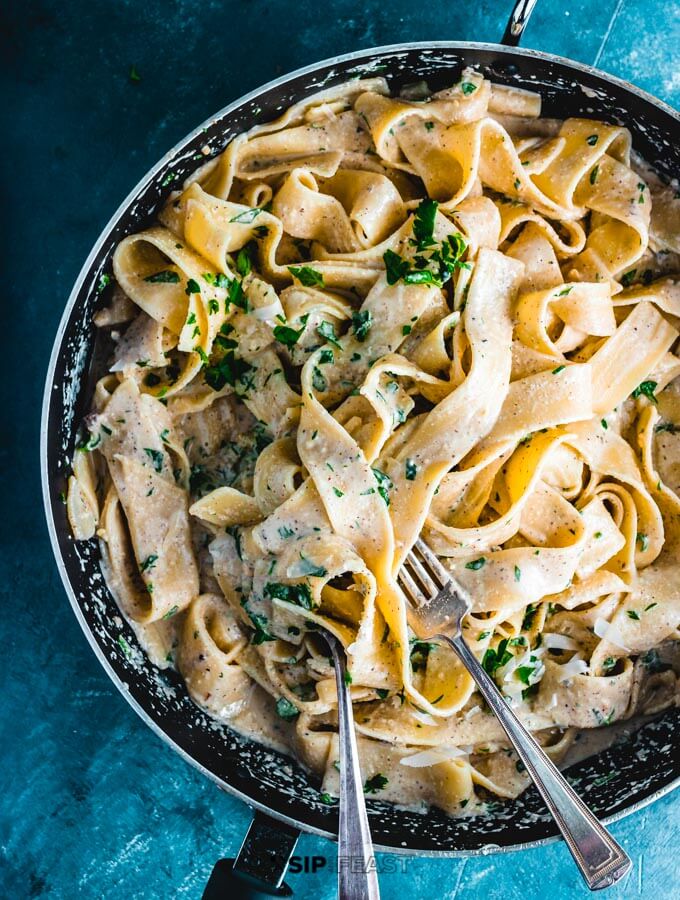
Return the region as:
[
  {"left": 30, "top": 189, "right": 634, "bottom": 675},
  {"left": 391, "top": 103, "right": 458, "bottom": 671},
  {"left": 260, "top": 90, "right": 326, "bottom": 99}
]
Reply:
[{"left": 43, "top": 43, "right": 680, "bottom": 853}]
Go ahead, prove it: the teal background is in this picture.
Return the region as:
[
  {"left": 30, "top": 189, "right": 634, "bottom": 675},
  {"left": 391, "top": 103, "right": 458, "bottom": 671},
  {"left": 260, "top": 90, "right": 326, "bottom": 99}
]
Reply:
[{"left": 1, "top": 0, "right": 679, "bottom": 897}]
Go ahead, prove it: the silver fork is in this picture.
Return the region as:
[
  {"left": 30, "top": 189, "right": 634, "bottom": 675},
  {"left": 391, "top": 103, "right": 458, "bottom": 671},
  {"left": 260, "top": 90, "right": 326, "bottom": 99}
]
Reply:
[
  {"left": 399, "top": 538, "right": 632, "bottom": 892},
  {"left": 324, "top": 631, "right": 381, "bottom": 900}
]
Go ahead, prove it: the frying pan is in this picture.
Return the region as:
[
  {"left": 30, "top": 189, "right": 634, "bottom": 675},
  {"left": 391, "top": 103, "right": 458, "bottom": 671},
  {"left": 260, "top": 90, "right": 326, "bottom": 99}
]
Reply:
[{"left": 41, "top": 0, "right": 680, "bottom": 893}]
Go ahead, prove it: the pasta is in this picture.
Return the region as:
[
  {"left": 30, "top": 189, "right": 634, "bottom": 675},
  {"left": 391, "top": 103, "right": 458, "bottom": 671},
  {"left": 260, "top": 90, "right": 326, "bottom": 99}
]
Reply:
[{"left": 68, "top": 70, "right": 680, "bottom": 815}]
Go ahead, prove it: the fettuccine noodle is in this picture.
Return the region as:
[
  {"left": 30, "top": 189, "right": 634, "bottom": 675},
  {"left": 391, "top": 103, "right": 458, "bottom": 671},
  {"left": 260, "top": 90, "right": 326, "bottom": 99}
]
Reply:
[{"left": 68, "top": 70, "right": 680, "bottom": 815}]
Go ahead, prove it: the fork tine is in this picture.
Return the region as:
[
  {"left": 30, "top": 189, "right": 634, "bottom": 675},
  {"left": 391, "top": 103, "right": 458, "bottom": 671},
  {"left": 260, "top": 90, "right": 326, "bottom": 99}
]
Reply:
[
  {"left": 397, "top": 563, "right": 427, "bottom": 607},
  {"left": 401, "top": 550, "right": 438, "bottom": 598},
  {"left": 413, "top": 538, "right": 452, "bottom": 588}
]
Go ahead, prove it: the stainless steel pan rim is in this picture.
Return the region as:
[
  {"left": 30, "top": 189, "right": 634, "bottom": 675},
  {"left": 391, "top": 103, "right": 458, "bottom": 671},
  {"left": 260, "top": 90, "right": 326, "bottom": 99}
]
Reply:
[{"left": 41, "top": 38, "right": 680, "bottom": 857}]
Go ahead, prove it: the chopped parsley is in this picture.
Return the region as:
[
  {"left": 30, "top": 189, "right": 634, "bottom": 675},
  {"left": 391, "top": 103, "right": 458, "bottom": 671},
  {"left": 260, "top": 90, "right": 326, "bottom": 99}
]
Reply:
[
  {"left": 276, "top": 697, "right": 299, "bottom": 720},
  {"left": 371, "top": 468, "right": 392, "bottom": 506},
  {"left": 363, "top": 773, "right": 388, "bottom": 794},
  {"left": 636, "top": 532, "right": 649, "bottom": 552},
  {"left": 144, "top": 270, "right": 179, "bottom": 284},
  {"left": 405, "top": 459, "right": 418, "bottom": 480},
  {"left": 410, "top": 640, "right": 437, "bottom": 672},
  {"left": 411, "top": 197, "right": 438, "bottom": 250},
  {"left": 465, "top": 557, "right": 486, "bottom": 571},
  {"left": 143, "top": 448, "right": 164, "bottom": 473},
  {"left": 482, "top": 639, "right": 512, "bottom": 676},
  {"left": 552, "top": 365, "right": 566, "bottom": 375},
  {"left": 384, "top": 200, "right": 468, "bottom": 288},
  {"left": 586, "top": 134, "right": 599, "bottom": 145},
  {"left": 317, "top": 320, "right": 343, "bottom": 348},
  {"left": 203, "top": 272, "right": 231, "bottom": 289},
  {"left": 351, "top": 309, "right": 373, "bottom": 342},
  {"left": 516, "top": 661, "right": 539, "bottom": 685},
  {"left": 264, "top": 581, "right": 314, "bottom": 610},
  {"left": 96, "top": 273, "right": 112, "bottom": 293},
  {"left": 78, "top": 431, "right": 102, "bottom": 452},
  {"left": 248, "top": 610, "right": 275, "bottom": 645},
  {"left": 620, "top": 269, "right": 637, "bottom": 287},
  {"left": 233, "top": 247, "right": 251, "bottom": 278},
  {"left": 185, "top": 278, "right": 201, "bottom": 295},
  {"left": 460, "top": 81, "right": 477, "bottom": 95},
  {"left": 514, "top": 565, "right": 522, "bottom": 582},
  {"left": 203, "top": 337, "right": 255, "bottom": 395},
  {"left": 288, "top": 265, "right": 324, "bottom": 287},
  {"left": 522, "top": 603, "right": 538, "bottom": 630},
  {"left": 627, "top": 610, "right": 640, "bottom": 621},
  {"left": 631, "top": 380, "right": 657, "bottom": 404},
  {"left": 140, "top": 554, "right": 158, "bottom": 573},
  {"left": 273, "top": 322, "right": 306, "bottom": 346},
  {"left": 590, "top": 164, "right": 599, "bottom": 185},
  {"left": 296, "top": 555, "right": 328, "bottom": 578},
  {"left": 230, "top": 207, "right": 264, "bottom": 224},
  {"left": 312, "top": 367, "right": 327, "bottom": 392}
]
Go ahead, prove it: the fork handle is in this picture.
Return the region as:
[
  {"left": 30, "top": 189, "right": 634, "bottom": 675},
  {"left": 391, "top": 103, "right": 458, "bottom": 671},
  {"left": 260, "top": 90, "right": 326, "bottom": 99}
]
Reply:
[
  {"left": 327, "top": 634, "right": 381, "bottom": 900},
  {"left": 443, "top": 632, "right": 631, "bottom": 891}
]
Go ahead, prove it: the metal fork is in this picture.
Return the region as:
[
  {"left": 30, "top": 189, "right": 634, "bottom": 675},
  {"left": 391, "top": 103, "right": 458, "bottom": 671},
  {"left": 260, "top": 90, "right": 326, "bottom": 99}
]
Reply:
[
  {"left": 399, "top": 538, "right": 632, "bottom": 892},
  {"left": 324, "top": 631, "right": 381, "bottom": 900}
]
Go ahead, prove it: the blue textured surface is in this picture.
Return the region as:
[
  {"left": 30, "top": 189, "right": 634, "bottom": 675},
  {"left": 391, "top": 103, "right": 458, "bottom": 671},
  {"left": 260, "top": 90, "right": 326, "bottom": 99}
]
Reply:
[{"left": 1, "top": 1, "right": 679, "bottom": 897}]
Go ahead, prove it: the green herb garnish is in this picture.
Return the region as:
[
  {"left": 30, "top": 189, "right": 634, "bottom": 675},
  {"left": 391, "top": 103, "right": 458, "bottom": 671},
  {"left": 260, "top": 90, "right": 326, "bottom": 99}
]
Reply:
[
  {"left": 631, "top": 380, "right": 657, "bottom": 404},
  {"left": 482, "top": 639, "right": 512, "bottom": 675},
  {"left": 276, "top": 697, "right": 300, "bottom": 720},
  {"left": 143, "top": 448, "right": 164, "bottom": 473},
  {"left": 363, "top": 773, "right": 388, "bottom": 794},
  {"left": 144, "top": 270, "right": 179, "bottom": 284},
  {"left": 140, "top": 554, "right": 158, "bottom": 573},
  {"left": 351, "top": 309, "right": 373, "bottom": 342},
  {"left": 317, "top": 320, "right": 343, "bottom": 348},
  {"left": 371, "top": 468, "right": 392, "bottom": 506},
  {"left": 273, "top": 323, "right": 305, "bottom": 346},
  {"left": 288, "top": 265, "right": 324, "bottom": 287},
  {"left": 264, "top": 581, "right": 314, "bottom": 610},
  {"left": 230, "top": 207, "right": 264, "bottom": 224}
]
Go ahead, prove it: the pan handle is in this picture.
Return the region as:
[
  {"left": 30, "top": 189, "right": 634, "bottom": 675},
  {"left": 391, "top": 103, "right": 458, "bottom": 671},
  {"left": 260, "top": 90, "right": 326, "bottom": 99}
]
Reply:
[
  {"left": 203, "top": 810, "right": 300, "bottom": 898},
  {"left": 501, "top": 0, "right": 539, "bottom": 46}
]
